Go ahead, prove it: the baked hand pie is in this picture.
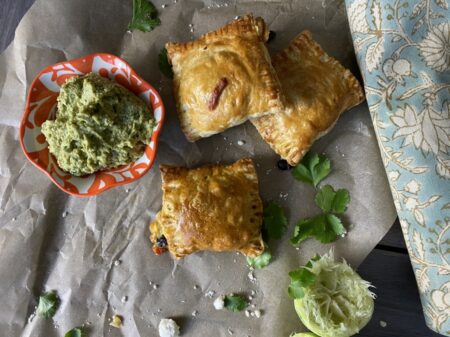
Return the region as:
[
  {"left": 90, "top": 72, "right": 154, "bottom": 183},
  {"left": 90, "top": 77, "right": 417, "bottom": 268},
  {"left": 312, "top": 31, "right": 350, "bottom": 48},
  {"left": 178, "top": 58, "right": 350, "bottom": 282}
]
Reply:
[
  {"left": 251, "top": 31, "right": 365, "bottom": 166},
  {"left": 166, "top": 15, "right": 284, "bottom": 142},
  {"left": 149, "top": 159, "right": 264, "bottom": 259}
]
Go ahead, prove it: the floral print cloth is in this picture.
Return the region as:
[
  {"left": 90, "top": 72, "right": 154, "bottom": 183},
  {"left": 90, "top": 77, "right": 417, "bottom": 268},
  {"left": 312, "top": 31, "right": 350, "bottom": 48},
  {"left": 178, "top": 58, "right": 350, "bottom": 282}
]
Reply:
[{"left": 345, "top": 0, "right": 450, "bottom": 334}]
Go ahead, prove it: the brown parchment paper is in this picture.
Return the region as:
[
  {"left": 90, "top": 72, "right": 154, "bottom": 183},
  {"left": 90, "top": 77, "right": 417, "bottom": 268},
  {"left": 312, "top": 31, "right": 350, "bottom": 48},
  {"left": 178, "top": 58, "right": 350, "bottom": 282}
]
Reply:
[{"left": 0, "top": 0, "right": 397, "bottom": 336}]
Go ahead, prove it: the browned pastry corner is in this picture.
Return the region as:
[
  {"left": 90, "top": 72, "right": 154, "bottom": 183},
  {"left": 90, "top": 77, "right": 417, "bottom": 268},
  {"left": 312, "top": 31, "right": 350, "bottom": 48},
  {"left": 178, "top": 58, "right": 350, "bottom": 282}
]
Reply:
[
  {"left": 149, "top": 158, "right": 264, "bottom": 259},
  {"left": 251, "top": 30, "right": 365, "bottom": 166},
  {"left": 166, "top": 15, "right": 285, "bottom": 142}
]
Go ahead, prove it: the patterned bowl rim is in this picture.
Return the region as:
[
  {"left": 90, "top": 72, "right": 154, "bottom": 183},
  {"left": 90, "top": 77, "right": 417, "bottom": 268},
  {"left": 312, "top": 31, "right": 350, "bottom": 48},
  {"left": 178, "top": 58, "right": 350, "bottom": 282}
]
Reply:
[{"left": 19, "top": 53, "right": 165, "bottom": 197}]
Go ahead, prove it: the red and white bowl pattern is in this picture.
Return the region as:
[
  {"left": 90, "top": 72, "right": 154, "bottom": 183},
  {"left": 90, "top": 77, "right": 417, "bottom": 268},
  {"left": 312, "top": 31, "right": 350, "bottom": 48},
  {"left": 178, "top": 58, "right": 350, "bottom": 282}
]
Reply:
[{"left": 20, "top": 53, "right": 164, "bottom": 197}]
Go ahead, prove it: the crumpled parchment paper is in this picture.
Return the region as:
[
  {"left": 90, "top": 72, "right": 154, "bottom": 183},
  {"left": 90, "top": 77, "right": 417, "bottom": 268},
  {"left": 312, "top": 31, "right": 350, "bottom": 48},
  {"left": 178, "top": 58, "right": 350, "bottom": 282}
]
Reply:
[{"left": 0, "top": 0, "right": 397, "bottom": 336}]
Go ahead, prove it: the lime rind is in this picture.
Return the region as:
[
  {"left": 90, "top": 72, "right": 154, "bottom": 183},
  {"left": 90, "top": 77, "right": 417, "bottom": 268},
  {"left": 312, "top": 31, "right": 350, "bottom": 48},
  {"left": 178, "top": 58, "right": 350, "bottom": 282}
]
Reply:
[{"left": 294, "top": 253, "right": 375, "bottom": 337}]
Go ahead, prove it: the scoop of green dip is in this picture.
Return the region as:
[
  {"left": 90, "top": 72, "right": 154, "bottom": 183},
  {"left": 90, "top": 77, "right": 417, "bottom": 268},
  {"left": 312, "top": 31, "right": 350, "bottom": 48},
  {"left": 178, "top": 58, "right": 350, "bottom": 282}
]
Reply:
[{"left": 42, "top": 72, "right": 154, "bottom": 176}]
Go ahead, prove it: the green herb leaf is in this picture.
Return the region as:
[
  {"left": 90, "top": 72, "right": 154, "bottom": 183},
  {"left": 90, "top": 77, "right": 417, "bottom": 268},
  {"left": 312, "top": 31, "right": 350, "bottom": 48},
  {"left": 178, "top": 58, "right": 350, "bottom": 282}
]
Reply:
[
  {"left": 128, "top": 0, "right": 161, "bottom": 32},
  {"left": 288, "top": 268, "right": 316, "bottom": 299},
  {"left": 292, "top": 152, "right": 331, "bottom": 187},
  {"left": 290, "top": 218, "right": 316, "bottom": 245},
  {"left": 37, "top": 291, "right": 59, "bottom": 319},
  {"left": 262, "top": 201, "right": 288, "bottom": 241},
  {"left": 247, "top": 248, "right": 272, "bottom": 269},
  {"left": 64, "top": 327, "right": 85, "bottom": 337},
  {"left": 158, "top": 48, "right": 173, "bottom": 79},
  {"left": 291, "top": 214, "right": 346, "bottom": 245},
  {"left": 314, "top": 185, "right": 350, "bottom": 214},
  {"left": 332, "top": 188, "right": 351, "bottom": 214},
  {"left": 223, "top": 295, "right": 248, "bottom": 312}
]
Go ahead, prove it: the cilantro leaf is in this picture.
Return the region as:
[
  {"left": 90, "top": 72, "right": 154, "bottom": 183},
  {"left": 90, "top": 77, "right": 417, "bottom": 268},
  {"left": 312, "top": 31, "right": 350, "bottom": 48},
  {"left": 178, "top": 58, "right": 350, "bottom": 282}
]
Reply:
[
  {"left": 314, "top": 185, "right": 335, "bottom": 213},
  {"left": 247, "top": 248, "right": 272, "bottom": 269},
  {"left": 37, "top": 291, "right": 59, "bottom": 319},
  {"left": 292, "top": 152, "right": 331, "bottom": 187},
  {"left": 290, "top": 218, "right": 316, "bottom": 245},
  {"left": 332, "top": 188, "right": 351, "bottom": 214},
  {"left": 158, "top": 48, "right": 173, "bottom": 79},
  {"left": 128, "top": 0, "right": 161, "bottom": 32},
  {"left": 223, "top": 295, "right": 248, "bottom": 312},
  {"left": 291, "top": 214, "right": 346, "bottom": 245},
  {"left": 288, "top": 268, "right": 316, "bottom": 299},
  {"left": 314, "top": 185, "right": 350, "bottom": 214},
  {"left": 64, "top": 327, "right": 85, "bottom": 337},
  {"left": 262, "top": 201, "right": 288, "bottom": 241}
]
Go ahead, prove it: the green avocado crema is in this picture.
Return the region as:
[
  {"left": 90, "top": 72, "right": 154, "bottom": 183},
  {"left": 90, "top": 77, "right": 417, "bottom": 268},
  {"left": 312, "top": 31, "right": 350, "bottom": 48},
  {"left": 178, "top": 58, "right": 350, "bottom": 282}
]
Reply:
[{"left": 42, "top": 73, "right": 155, "bottom": 176}]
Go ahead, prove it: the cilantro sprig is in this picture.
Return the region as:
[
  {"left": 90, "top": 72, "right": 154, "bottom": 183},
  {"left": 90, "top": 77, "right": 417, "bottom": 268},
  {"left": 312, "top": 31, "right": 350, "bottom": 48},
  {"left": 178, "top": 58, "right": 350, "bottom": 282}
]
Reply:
[
  {"left": 262, "top": 201, "right": 287, "bottom": 242},
  {"left": 246, "top": 201, "right": 287, "bottom": 269},
  {"left": 128, "top": 0, "right": 161, "bottom": 32},
  {"left": 224, "top": 295, "right": 248, "bottom": 312},
  {"left": 288, "top": 256, "right": 320, "bottom": 299},
  {"left": 37, "top": 291, "right": 60, "bottom": 319},
  {"left": 291, "top": 185, "right": 349, "bottom": 245},
  {"left": 158, "top": 48, "right": 173, "bottom": 78},
  {"left": 247, "top": 248, "right": 272, "bottom": 269},
  {"left": 290, "top": 152, "right": 351, "bottom": 246},
  {"left": 292, "top": 152, "right": 331, "bottom": 187},
  {"left": 64, "top": 327, "right": 85, "bottom": 337}
]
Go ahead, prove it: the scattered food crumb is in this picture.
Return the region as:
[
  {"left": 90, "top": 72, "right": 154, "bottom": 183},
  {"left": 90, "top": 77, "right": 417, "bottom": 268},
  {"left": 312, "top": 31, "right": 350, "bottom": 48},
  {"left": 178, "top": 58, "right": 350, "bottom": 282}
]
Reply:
[
  {"left": 121, "top": 296, "right": 128, "bottom": 303},
  {"left": 110, "top": 315, "right": 122, "bottom": 328},
  {"left": 205, "top": 290, "right": 215, "bottom": 298},
  {"left": 12, "top": 217, "right": 16, "bottom": 221},
  {"left": 228, "top": 328, "right": 234, "bottom": 335},
  {"left": 250, "top": 290, "right": 256, "bottom": 296},
  {"left": 380, "top": 320, "right": 387, "bottom": 328},
  {"left": 254, "top": 309, "right": 261, "bottom": 318},
  {"left": 251, "top": 304, "right": 256, "bottom": 308},
  {"left": 248, "top": 271, "right": 256, "bottom": 282},
  {"left": 114, "top": 260, "right": 121, "bottom": 266},
  {"left": 159, "top": 318, "right": 180, "bottom": 337},
  {"left": 161, "top": 4, "right": 167, "bottom": 8},
  {"left": 248, "top": 295, "right": 253, "bottom": 301},
  {"left": 237, "top": 140, "right": 245, "bottom": 146},
  {"left": 245, "top": 310, "right": 250, "bottom": 317},
  {"left": 193, "top": 285, "right": 199, "bottom": 290},
  {"left": 191, "top": 310, "right": 198, "bottom": 317},
  {"left": 153, "top": 284, "right": 159, "bottom": 290},
  {"left": 214, "top": 296, "right": 225, "bottom": 310},
  {"left": 62, "top": 211, "right": 68, "bottom": 218}
]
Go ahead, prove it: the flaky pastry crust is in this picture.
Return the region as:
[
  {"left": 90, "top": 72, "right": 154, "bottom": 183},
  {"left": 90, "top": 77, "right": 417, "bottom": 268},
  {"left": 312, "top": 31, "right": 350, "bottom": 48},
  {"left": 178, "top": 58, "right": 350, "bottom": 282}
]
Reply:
[
  {"left": 251, "top": 31, "right": 365, "bottom": 165},
  {"left": 150, "top": 159, "right": 264, "bottom": 259},
  {"left": 166, "top": 15, "right": 284, "bottom": 141}
]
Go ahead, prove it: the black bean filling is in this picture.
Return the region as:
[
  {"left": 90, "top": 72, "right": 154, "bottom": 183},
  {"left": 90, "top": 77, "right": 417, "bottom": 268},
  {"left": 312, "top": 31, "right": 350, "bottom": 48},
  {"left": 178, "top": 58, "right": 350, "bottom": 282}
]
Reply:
[
  {"left": 156, "top": 235, "right": 168, "bottom": 248},
  {"left": 277, "top": 159, "right": 293, "bottom": 171}
]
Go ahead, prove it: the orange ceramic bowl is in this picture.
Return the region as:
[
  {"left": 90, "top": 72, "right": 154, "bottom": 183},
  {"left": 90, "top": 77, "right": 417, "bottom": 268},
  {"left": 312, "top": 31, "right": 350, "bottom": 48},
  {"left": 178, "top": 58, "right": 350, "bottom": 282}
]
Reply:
[{"left": 20, "top": 53, "right": 165, "bottom": 197}]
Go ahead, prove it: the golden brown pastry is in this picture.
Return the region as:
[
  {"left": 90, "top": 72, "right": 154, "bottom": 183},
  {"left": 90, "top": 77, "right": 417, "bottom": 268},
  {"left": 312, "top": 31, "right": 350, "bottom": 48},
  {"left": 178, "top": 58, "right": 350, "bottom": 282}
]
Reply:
[
  {"left": 149, "top": 159, "right": 264, "bottom": 259},
  {"left": 251, "top": 31, "right": 365, "bottom": 166},
  {"left": 166, "top": 15, "right": 284, "bottom": 142}
]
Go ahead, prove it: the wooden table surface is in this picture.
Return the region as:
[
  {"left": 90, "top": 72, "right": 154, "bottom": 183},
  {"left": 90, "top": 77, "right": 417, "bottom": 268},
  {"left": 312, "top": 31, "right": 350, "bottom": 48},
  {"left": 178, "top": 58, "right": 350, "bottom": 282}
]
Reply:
[{"left": 0, "top": 1, "right": 441, "bottom": 336}]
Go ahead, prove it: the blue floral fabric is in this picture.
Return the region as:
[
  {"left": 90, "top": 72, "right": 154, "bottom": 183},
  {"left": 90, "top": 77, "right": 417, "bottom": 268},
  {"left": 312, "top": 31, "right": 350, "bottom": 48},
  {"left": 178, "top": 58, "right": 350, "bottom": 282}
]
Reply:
[{"left": 345, "top": 0, "right": 450, "bottom": 334}]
